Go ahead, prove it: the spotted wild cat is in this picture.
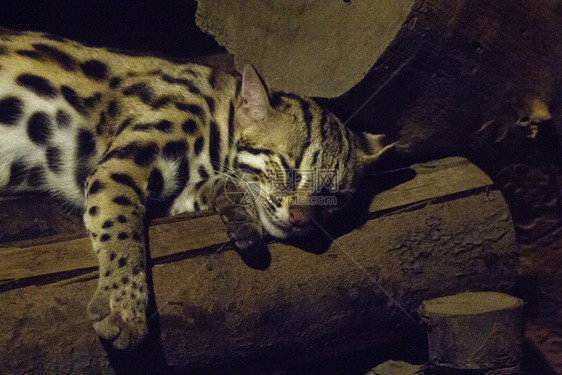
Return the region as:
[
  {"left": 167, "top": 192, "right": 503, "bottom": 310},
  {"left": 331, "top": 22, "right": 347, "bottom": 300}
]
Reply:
[{"left": 0, "top": 29, "right": 393, "bottom": 349}]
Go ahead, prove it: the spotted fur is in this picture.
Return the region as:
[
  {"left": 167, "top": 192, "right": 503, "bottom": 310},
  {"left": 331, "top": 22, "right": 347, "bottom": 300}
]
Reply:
[{"left": 0, "top": 29, "right": 393, "bottom": 349}]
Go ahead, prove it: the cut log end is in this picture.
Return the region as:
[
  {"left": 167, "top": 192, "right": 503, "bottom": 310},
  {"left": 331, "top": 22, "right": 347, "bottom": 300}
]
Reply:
[
  {"left": 420, "top": 292, "right": 524, "bottom": 371},
  {"left": 420, "top": 291, "right": 524, "bottom": 316}
]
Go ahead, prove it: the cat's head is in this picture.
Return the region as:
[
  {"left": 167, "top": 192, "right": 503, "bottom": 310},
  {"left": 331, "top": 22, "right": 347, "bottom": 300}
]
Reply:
[{"left": 232, "top": 65, "right": 393, "bottom": 239}]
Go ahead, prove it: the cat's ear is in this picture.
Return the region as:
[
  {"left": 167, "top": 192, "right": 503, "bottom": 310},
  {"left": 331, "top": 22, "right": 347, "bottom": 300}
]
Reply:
[
  {"left": 238, "top": 65, "right": 270, "bottom": 123},
  {"left": 357, "top": 132, "right": 396, "bottom": 165}
]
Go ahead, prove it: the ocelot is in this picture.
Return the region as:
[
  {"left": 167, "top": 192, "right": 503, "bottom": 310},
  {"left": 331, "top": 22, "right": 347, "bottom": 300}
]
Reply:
[{"left": 0, "top": 29, "right": 393, "bottom": 349}]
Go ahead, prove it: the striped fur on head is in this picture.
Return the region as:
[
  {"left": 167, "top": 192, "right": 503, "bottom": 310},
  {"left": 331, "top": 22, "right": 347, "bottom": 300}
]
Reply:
[{"left": 233, "top": 65, "right": 394, "bottom": 238}]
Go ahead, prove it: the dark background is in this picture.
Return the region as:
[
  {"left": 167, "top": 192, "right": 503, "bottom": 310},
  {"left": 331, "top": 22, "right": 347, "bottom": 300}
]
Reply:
[{"left": 1, "top": 0, "right": 224, "bottom": 57}]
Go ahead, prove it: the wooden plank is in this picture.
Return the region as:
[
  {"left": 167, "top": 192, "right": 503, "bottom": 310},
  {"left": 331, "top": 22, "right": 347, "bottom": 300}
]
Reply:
[
  {"left": 370, "top": 157, "right": 492, "bottom": 213},
  {"left": 0, "top": 215, "right": 228, "bottom": 282},
  {"left": 0, "top": 157, "right": 492, "bottom": 283}
]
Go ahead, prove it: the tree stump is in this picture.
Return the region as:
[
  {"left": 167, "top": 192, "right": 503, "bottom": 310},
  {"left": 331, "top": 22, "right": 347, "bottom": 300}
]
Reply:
[{"left": 419, "top": 292, "right": 524, "bottom": 372}]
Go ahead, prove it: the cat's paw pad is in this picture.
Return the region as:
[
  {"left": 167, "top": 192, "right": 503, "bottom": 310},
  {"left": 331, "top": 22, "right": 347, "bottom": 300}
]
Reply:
[{"left": 88, "top": 278, "right": 148, "bottom": 350}]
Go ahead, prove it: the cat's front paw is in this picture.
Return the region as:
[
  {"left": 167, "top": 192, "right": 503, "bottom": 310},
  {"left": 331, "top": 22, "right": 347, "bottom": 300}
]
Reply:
[
  {"left": 88, "top": 273, "right": 148, "bottom": 350},
  {"left": 221, "top": 213, "right": 263, "bottom": 250},
  {"left": 214, "top": 181, "right": 264, "bottom": 252}
]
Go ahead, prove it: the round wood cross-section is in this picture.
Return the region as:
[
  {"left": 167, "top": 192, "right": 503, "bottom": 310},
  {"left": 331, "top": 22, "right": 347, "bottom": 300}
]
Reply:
[{"left": 419, "top": 292, "right": 524, "bottom": 371}]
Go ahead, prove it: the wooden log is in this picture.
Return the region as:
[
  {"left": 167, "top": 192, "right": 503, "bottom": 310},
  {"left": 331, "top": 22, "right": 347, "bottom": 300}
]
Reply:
[
  {"left": 419, "top": 292, "right": 524, "bottom": 371},
  {"left": 196, "top": 1, "right": 415, "bottom": 98},
  {"left": 0, "top": 158, "right": 518, "bottom": 373},
  {"left": 318, "top": 0, "right": 562, "bottom": 158},
  {"left": 197, "top": 1, "right": 562, "bottom": 158}
]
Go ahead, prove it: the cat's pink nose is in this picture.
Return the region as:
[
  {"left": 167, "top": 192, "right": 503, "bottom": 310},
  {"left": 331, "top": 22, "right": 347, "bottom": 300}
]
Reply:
[{"left": 289, "top": 206, "right": 310, "bottom": 228}]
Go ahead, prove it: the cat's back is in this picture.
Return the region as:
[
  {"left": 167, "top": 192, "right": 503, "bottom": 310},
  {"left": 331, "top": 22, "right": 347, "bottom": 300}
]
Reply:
[
  {"left": 0, "top": 28, "right": 191, "bottom": 88},
  {"left": 0, "top": 29, "right": 223, "bottom": 204}
]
